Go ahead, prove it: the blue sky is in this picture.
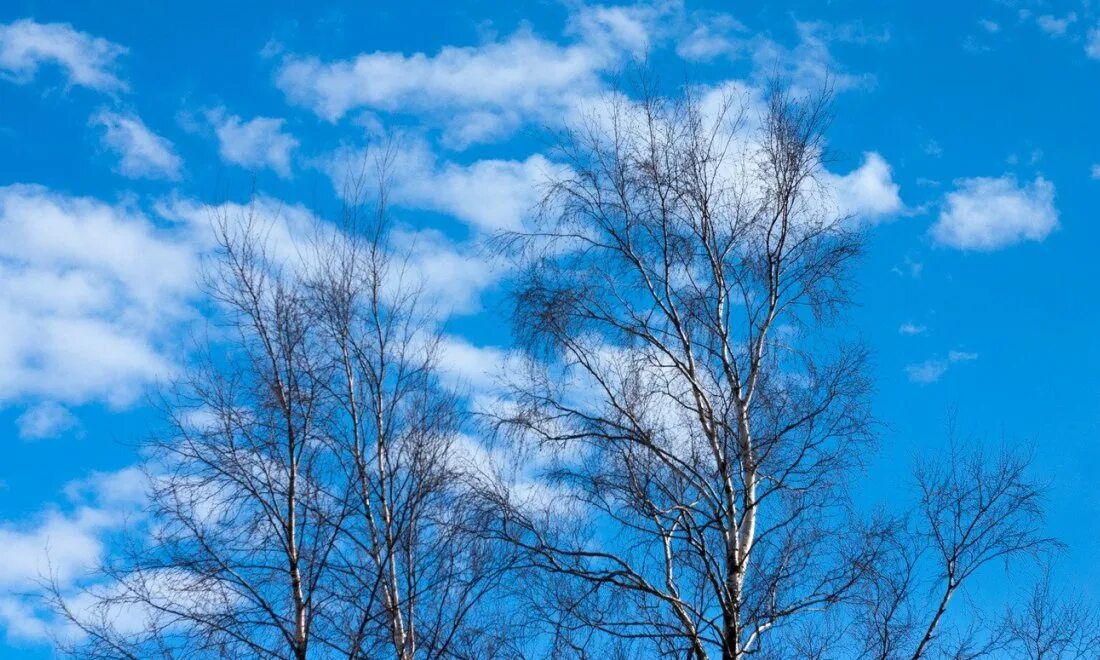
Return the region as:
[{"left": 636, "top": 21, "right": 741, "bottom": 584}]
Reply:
[{"left": 0, "top": 0, "right": 1098, "bottom": 653}]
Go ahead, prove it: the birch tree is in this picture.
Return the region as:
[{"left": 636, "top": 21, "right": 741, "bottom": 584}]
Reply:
[
  {"left": 850, "top": 444, "right": 1059, "bottom": 659},
  {"left": 484, "top": 80, "right": 884, "bottom": 659},
  {"left": 53, "top": 174, "right": 524, "bottom": 659}
]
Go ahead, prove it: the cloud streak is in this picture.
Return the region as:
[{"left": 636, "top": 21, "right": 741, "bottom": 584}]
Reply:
[
  {"left": 906, "top": 350, "right": 978, "bottom": 384},
  {"left": 0, "top": 19, "right": 126, "bottom": 92}
]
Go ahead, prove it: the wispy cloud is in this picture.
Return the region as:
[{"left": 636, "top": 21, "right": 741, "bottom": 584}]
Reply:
[
  {"left": 0, "top": 466, "right": 146, "bottom": 642},
  {"left": 906, "top": 350, "right": 978, "bottom": 384},
  {"left": 898, "top": 322, "right": 927, "bottom": 336},
  {"left": 1087, "top": 23, "right": 1100, "bottom": 59},
  {"left": 16, "top": 401, "right": 80, "bottom": 440},
  {"left": 0, "top": 19, "right": 126, "bottom": 92},
  {"left": 892, "top": 256, "right": 923, "bottom": 278},
  {"left": 91, "top": 110, "right": 182, "bottom": 180},
  {"left": 1036, "top": 13, "right": 1076, "bottom": 37}
]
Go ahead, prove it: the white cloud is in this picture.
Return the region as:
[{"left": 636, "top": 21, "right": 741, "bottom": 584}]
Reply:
[
  {"left": 1092, "top": 164, "right": 1100, "bottom": 179},
  {"left": 676, "top": 16, "right": 884, "bottom": 93},
  {"left": 162, "top": 191, "right": 500, "bottom": 317},
  {"left": 275, "top": 4, "right": 677, "bottom": 147},
  {"left": 0, "top": 466, "right": 146, "bottom": 642},
  {"left": 91, "top": 110, "right": 182, "bottom": 180},
  {"left": 906, "top": 360, "right": 947, "bottom": 385},
  {"left": 906, "top": 350, "right": 978, "bottom": 384},
  {"left": 276, "top": 7, "right": 878, "bottom": 146},
  {"left": 390, "top": 228, "right": 502, "bottom": 316},
  {"left": 947, "top": 350, "right": 978, "bottom": 362},
  {"left": 0, "top": 18, "right": 126, "bottom": 92},
  {"left": 1036, "top": 13, "right": 1076, "bottom": 36},
  {"left": 565, "top": 1, "right": 672, "bottom": 56},
  {"left": 676, "top": 14, "right": 747, "bottom": 61},
  {"left": 16, "top": 401, "right": 79, "bottom": 440},
  {"left": 898, "top": 322, "right": 927, "bottom": 336},
  {"left": 931, "top": 175, "right": 1058, "bottom": 250},
  {"left": 436, "top": 336, "right": 516, "bottom": 394},
  {"left": 276, "top": 29, "right": 610, "bottom": 139},
  {"left": 1087, "top": 24, "right": 1100, "bottom": 59},
  {"left": 206, "top": 108, "right": 298, "bottom": 178},
  {"left": 979, "top": 19, "right": 1000, "bottom": 34},
  {"left": 400, "top": 155, "right": 556, "bottom": 233},
  {"left": 327, "top": 139, "right": 561, "bottom": 233},
  {"left": 748, "top": 21, "right": 875, "bottom": 93},
  {"left": 157, "top": 194, "right": 325, "bottom": 274},
  {"left": 0, "top": 184, "right": 202, "bottom": 406},
  {"left": 0, "top": 509, "right": 108, "bottom": 592},
  {"left": 892, "top": 256, "right": 923, "bottom": 278},
  {"left": 824, "top": 151, "right": 903, "bottom": 223}
]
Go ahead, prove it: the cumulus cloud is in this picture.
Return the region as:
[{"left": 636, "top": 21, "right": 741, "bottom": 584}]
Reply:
[
  {"left": 0, "top": 184, "right": 498, "bottom": 410},
  {"left": 823, "top": 151, "right": 903, "bottom": 223},
  {"left": 931, "top": 175, "right": 1057, "bottom": 250},
  {"left": 1090, "top": 24, "right": 1100, "bottom": 59},
  {"left": 565, "top": 1, "right": 674, "bottom": 56},
  {"left": 16, "top": 401, "right": 80, "bottom": 440},
  {"left": 205, "top": 108, "right": 299, "bottom": 178},
  {"left": 91, "top": 110, "right": 182, "bottom": 180},
  {"left": 156, "top": 194, "right": 325, "bottom": 272},
  {"left": 0, "top": 18, "right": 126, "bottom": 91},
  {"left": 0, "top": 184, "right": 202, "bottom": 406},
  {"left": 906, "top": 350, "right": 978, "bottom": 385},
  {"left": 399, "top": 155, "right": 556, "bottom": 233}
]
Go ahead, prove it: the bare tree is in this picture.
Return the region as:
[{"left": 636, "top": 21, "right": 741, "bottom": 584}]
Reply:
[
  {"left": 847, "top": 443, "right": 1059, "bottom": 659},
  {"left": 908, "top": 445, "right": 1054, "bottom": 659},
  {"left": 51, "top": 168, "right": 524, "bottom": 659},
  {"left": 43, "top": 78, "right": 1089, "bottom": 660},
  {"left": 1002, "top": 568, "right": 1100, "bottom": 659},
  {"left": 308, "top": 161, "right": 525, "bottom": 659},
  {"left": 48, "top": 201, "right": 347, "bottom": 659},
  {"left": 482, "top": 78, "right": 884, "bottom": 659}
]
